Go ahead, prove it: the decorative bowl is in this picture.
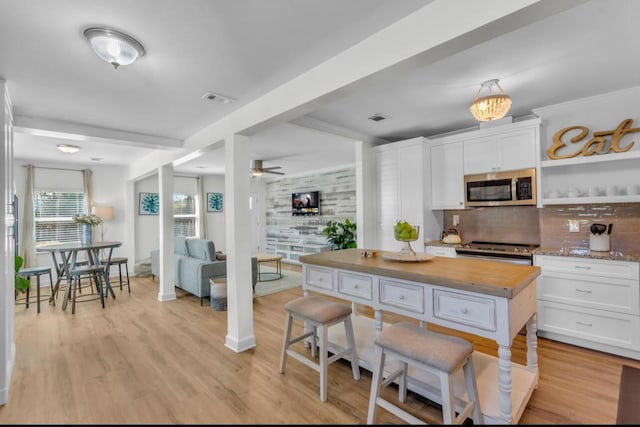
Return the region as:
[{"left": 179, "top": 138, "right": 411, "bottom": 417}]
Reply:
[{"left": 393, "top": 223, "right": 420, "bottom": 256}]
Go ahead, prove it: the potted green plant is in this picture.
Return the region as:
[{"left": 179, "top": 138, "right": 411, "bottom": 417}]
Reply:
[
  {"left": 322, "top": 219, "right": 357, "bottom": 250},
  {"left": 15, "top": 255, "right": 30, "bottom": 293}
]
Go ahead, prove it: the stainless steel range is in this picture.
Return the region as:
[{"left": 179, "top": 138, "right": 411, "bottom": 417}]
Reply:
[{"left": 455, "top": 241, "right": 539, "bottom": 265}]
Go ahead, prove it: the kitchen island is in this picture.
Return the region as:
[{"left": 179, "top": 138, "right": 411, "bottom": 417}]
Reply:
[{"left": 299, "top": 248, "right": 541, "bottom": 424}]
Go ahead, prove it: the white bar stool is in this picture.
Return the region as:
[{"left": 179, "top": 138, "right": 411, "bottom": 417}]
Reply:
[
  {"left": 279, "top": 295, "right": 360, "bottom": 402},
  {"left": 367, "top": 321, "right": 483, "bottom": 425}
]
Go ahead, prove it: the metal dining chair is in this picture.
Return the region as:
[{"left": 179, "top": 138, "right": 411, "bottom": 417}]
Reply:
[{"left": 67, "top": 264, "right": 109, "bottom": 314}]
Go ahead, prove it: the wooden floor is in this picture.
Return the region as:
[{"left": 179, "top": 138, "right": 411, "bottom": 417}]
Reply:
[{"left": 1, "top": 265, "right": 639, "bottom": 424}]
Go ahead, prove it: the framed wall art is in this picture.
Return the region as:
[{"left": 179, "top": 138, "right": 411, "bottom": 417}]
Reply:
[
  {"left": 207, "top": 192, "right": 223, "bottom": 212},
  {"left": 139, "top": 192, "right": 160, "bottom": 215}
]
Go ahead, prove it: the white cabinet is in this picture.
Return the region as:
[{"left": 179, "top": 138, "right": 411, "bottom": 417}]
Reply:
[
  {"left": 534, "top": 255, "right": 640, "bottom": 360},
  {"left": 429, "top": 118, "right": 540, "bottom": 209},
  {"left": 430, "top": 141, "right": 464, "bottom": 209},
  {"left": 464, "top": 128, "right": 537, "bottom": 174},
  {"left": 373, "top": 137, "right": 425, "bottom": 252}
]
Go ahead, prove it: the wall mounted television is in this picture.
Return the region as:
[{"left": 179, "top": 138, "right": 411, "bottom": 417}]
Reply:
[{"left": 292, "top": 191, "right": 319, "bottom": 216}]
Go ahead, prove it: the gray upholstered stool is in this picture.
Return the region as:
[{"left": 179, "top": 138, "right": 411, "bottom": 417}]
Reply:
[
  {"left": 17, "top": 266, "right": 53, "bottom": 314},
  {"left": 102, "top": 257, "right": 130, "bottom": 293},
  {"left": 367, "top": 322, "right": 483, "bottom": 425},
  {"left": 279, "top": 296, "right": 360, "bottom": 402}
]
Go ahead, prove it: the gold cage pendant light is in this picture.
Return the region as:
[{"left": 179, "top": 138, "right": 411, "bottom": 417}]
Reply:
[{"left": 469, "top": 79, "right": 512, "bottom": 122}]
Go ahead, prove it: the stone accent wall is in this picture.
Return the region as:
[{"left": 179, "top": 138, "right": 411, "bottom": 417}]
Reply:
[
  {"left": 539, "top": 203, "right": 640, "bottom": 253},
  {"left": 265, "top": 167, "right": 356, "bottom": 244}
]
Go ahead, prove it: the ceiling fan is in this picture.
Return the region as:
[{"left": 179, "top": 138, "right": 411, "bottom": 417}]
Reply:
[{"left": 250, "top": 159, "right": 284, "bottom": 176}]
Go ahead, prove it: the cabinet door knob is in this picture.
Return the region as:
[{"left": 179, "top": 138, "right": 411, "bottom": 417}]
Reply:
[
  {"left": 461, "top": 308, "right": 468, "bottom": 314},
  {"left": 575, "top": 265, "right": 592, "bottom": 270},
  {"left": 399, "top": 295, "right": 405, "bottom": 300},
  {"left": 353, "top": 284, "right": 359, "bottom": 289}
]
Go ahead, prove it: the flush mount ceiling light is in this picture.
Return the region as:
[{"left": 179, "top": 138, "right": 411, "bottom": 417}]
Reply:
[
  {"left": 83, "top": 27, "right": 145, "bottom": 69},
  {"left": 469, "top": 79, "right": 512, "bottom": 122},
  {"left": 57, "top": 144, "right": 81, "bottom": 153}
]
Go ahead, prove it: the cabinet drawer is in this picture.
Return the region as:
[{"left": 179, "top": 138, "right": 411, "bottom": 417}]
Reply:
[
  {"left": 338, "top": 271, "right": 372, "bottom": 300},
  {"left": 425, "top": 246, "right": 457, "bottom": 258},
  {"left": 538, "top": 300, "right": 640, "bottom": 350},
  {"left": 305, "top": 266, "right": 333, "bottom": 291},
  {"left": 536, "top": 255, "right": 639, "bottom": 280},
  {"left": 538, "top": 273, "right": 639, "bottom": 315},
  {"left": 380, "top": 279, "right": 424, "bottom": 314},
  {"left": 433, "top": 289, "right": 496, "bottom": 331}
]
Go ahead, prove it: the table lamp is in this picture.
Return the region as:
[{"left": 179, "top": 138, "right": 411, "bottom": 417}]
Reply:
[{"left": 92, "top": 205, "right": 114, "bottom": 241}]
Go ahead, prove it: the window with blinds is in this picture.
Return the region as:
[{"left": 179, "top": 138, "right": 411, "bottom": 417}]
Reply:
[
  {"left": 34, "top": 191, "right": 86, "bottom": 245},
  {"left": 174, "top": 193, "right": 196, "bottom": 237}
]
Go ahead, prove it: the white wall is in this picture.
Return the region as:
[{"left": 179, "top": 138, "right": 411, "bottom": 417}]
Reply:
[
  {"left": 202, "top": 174, "right": 226, "bottom": 252},
  {"left": 134, "top": 174, "right": 159, "bottom": 262},
  {"left": 13, "top": 160, "right": 128, "bottom": 270},
  {"left": 134, "top": 174, "right": 231, "bottom": 259}
]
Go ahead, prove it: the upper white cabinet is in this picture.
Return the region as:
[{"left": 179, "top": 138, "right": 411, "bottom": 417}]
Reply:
[
  {"left": 428, "top": 118, "right": 541, "bottom": 209},
  {"left": 463, "top": 121, "right": 539, "bottom": 175},
  {"left": 373, "top": 137, "right": 425, "bottom": 252},
  {"left": 430, "top": 140, "right": 464, "bottom": 210}
]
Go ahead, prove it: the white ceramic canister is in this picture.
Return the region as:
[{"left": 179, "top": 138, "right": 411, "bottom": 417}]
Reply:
[{"left": 589, "top": 234, "right": 610, "bottom": 252}]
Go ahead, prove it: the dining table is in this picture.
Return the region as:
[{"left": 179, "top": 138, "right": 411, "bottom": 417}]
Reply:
[{"left": 36, "top": 241, "right": 122, "bottom": 311}]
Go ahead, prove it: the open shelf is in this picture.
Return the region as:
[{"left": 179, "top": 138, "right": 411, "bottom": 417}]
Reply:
[
  {"left": 543, "top": 194, "right": 640, "bottom": 205},
  {"left": 540, "top": 149, "right": 640, "bottom": 168}
]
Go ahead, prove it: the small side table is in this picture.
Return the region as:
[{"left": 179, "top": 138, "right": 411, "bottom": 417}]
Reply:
[{"left": 256, "top": 253, "right": 283, "bottom": 282}]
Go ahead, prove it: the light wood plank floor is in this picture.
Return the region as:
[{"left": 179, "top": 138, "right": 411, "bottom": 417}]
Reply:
[{"left": 1, "top": 267, "right": 639, "bottom": 424}]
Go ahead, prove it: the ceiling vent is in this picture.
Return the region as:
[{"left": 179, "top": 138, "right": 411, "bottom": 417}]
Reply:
[
  {"left": 368, "top": 114, "right": 389, "bottom": 122},
  {"left": 201, "top": 92, "right": 236, "bottom": 104}
]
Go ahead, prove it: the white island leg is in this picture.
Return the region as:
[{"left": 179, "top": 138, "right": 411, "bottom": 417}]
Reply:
[
  {"left": 498, "top": 344, "right": 513, "bottom": 423},
  {"left": 526, "top": 313, "right": 539, "bottom": 378},
  {"left": 374, "top": 309, "right": 383, "bottom": 335}
]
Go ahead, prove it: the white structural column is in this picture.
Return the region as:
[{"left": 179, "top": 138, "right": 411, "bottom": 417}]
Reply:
[
  {"left": 0, "top": 80, "right": 15, "bottom": 405},
  {"left": 157, "top": 163, "right": 176, "bottom": 302},
  {"left": 355, "top": 140, "right": 376, "bottom": 249},
  {"left": 224, "top": 133, "right": 256, "bottom": 352}
]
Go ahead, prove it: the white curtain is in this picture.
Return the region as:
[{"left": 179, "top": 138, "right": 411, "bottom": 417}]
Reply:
[
  {"left": 20, "top": 164, "right": 36, "bottom": 267},
  {"left": 197, "top": 176, "right": 207, "bottom": 238}
]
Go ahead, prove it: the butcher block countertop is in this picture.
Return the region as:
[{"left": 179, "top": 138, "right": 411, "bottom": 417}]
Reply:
[{"left": 300, "top": 248, "right": 541, "bottom": 299}]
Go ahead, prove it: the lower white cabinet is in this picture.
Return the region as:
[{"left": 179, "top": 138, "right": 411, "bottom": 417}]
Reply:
[{"left": 534, "top": 254, "right": 640, "bottom": 359}]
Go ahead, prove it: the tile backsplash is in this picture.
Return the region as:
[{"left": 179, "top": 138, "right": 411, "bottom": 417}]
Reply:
[
  {"left": 443, "top": 203, "right": 640, "bottom": 254},
  {"left": 443, "top": 206, "right": 540, "bottom": 244},
  {"left": 539, "top": 203, "right": 640, "bottom": 253}
]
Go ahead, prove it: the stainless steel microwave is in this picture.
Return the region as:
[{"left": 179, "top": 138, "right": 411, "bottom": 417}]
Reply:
[{"left": 464, "top": 168, "right": 537, "bottom": 207}]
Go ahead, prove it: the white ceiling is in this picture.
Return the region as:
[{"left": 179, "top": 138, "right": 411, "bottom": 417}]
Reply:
[{"left": 5, "top": 0, "right": 640, "bottom": 178}]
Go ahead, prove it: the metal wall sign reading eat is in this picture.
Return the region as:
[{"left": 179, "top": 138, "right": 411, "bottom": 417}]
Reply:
[{"left": 546, "top": 118, "right": 638, "bottom": 160}]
